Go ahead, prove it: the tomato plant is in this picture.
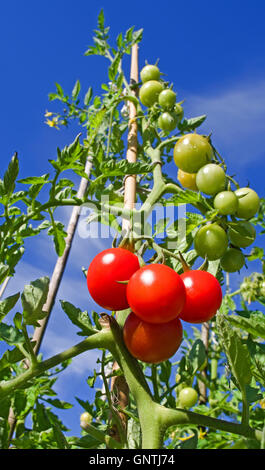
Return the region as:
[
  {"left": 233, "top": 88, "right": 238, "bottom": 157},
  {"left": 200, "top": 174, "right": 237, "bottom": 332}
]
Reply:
[
  {"left": 0, "top": 9, "right": 264, "bottom": 453},
  {"left": 86, "top": 247, "right": 140, "bottom": 311},
  {"left": 173, "top": 133, "right": 214, "bottom": 173},
  {"left": 179, "top": 270, "right": 223, "bottom": 323},
  {"left": 126, "top": 263, "right": 186, "bottom": 323},
  {"left": 194, "top": 223, "right": 228, "bottom": 260},
  {"left": 123, "top": 312, "right": 183, "bottom": 364},
  {"left": 139, "top": 80, "right": 164, "bottom": 107},
  {"left": 196, "top": 163, "right": 226, "bottom": 195}
]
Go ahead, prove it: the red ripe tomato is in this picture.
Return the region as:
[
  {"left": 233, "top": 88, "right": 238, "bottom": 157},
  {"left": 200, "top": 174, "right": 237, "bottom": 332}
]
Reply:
[
  {"left": 179, "top": 270, "right": 222, "bottom": 323},
  {"left": 123, "top": 312, "right": 183, "bottom": 364},
  {"left": 126, "top": 263, "right": 186, "bottom": 323},
  {"left": 86, "top": 247, "right": 140, "bottom": 311}
]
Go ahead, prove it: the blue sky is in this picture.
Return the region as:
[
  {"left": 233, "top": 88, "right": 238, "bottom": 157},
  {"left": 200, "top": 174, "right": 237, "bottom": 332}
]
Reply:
[{"left": 1, "top": 0, "right": 265, "bottom": 438}]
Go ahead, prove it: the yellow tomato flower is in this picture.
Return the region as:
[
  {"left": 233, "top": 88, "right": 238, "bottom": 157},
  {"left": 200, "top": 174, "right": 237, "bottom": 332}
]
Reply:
[{"left": 45, "top": 118, "right": 59, "bottom": 129}]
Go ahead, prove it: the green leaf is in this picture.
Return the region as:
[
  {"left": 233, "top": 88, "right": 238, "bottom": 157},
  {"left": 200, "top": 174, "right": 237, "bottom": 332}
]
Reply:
[
  {"left": 3, "top": 153, "right": 19, "bottom": 196},
  {"left": 0, "top": 345, "right": 25, "bottom": 371},
  {"left": 44, "top": 398, "right": 73, "bottom": 409},
  {"left": 216, "top": 312, "right": 252, "bottom": 391},
  {"left": 18, "top": 174, "right": 49, "bottom": 185},
  {"left": 21, "top": 277, "right": 50, "bottom": 327},
  {"left": 178, "top": 115, "right": 207, "bottom": 132},
  {"left": 188, "top": 339, "right": 207, "bottom": 374},
  {"left": 55, "top": 83, "right": 64, "bottom": 97},
  {"left": 97, "top": 8, "right": 105, "bottom": 31},
  {"left": 108, "top": 52, "right": 121, "bottom": 81},
  {"left": 72, "top": 79, "right": 81, "bottom": 100},
  {"left": 132, "top": 29, "right": 144, "bottom": 45},
  {"left": 0, "top": 292, "right": 20, "bottom": 322},
  {"left": 0, "top": 322, "right": 25, "bottom": 345},
  {"left": 84, "top": 87, "right": 93, "bottom": 106},
  {"left": 167, "top": 189, "right": 207, "bottom": 206},
  {"left": 48, "top": 221, "right": 67, "bottom": 257},
  {"left": 60, "top": 301, "right": 96, "bottom": 336},
  {"left": 100, "top": 159, "right": 154, "bottom": 177},
  {"left": 226, "top": 310, "right": 265, "bottom": 340},
  {"left": 75, "top": 434, "right": 102, "bottom": 449},
  {"left": 180, "top": 431, "right": 198, "bottom": 449}
]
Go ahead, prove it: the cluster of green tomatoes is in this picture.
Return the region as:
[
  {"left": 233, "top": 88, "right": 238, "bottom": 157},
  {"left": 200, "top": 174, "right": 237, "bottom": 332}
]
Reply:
[
  {"left": 139, "top": 63, "right": 260, "bottom": 274},
  {"left": 139, "top": 64, "right": 184, "bottom": 132}
]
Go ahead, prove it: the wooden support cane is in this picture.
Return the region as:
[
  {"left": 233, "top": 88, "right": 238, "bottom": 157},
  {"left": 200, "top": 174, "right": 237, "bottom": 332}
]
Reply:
[{"left": 108, "top": 43, "right": 139, "bottom": 443}]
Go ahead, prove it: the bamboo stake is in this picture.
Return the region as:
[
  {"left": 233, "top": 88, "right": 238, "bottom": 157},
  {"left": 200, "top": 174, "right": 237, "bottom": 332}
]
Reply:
[
  {"left": 7, "top": 156, "right": 93, "bottom": 444},
  {"left": 108, "top": 43, "right": 139, "bottom": 443}
]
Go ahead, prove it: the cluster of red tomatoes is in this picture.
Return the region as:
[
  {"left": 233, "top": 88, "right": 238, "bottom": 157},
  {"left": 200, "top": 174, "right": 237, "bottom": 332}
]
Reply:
[
  {"left": 86, "top": 247, "right": 222, "bottom": 364},
  {"left": 139, "top": 64, "right": 183, "bottom": 133}
]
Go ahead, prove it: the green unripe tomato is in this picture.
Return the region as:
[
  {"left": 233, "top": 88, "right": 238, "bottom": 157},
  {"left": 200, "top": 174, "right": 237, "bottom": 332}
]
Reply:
[
  {"left": 173, "top": 133, "right": 214, "bottom": 173},
  {"left": 214, "top": 191, "right": 238, "bottom": 215},
  {"left": 80, "top": 412, "right": 92, "bottom": 427},
  {"left": 139, "top": 80, "right": 163, "bottom": 107},
  {"left": 196, "top": 164, "right": 226, "bottom": 195},
  {"left": 194, "top": 223, "right": 228, "bottom": 261},
  {"left": 234, "top": 187, "right": 260, "bottom": 220},
  {"left": 178, "top": 387, "right": 198, "bottom": 408},
  {"left": 220, "top": 248, "right": 245, "bottom": 272},
  {"left": 174, "top": 103, "right": 184, "bottom": 121},
  {"left": 158, "top": 89, "right": 176, "bottom": 109},
  {"left": 158, "top": 111, "right": 178, "bottom": 132},
  {"left": 228, "top": 221, "right": 256, "bottom": 248},
  {"left": 140, "top": 64, "right": 160, "bottom": 83}
]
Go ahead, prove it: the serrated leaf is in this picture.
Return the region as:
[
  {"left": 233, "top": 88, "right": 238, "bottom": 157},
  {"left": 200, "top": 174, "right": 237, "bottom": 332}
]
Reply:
[
  {"left": 178, "top": 115, "right": 207, "bottom": 132},
  {"left": 48, "top": 221, "right": 67, "bottom": 256},
  {"left": 55, "top": 83, "right": 64, "bottom": 97},
  {"left": 216, "top": 312, "right": 252, "bottom": 391},
  {"left": 72, "top": 79, "right": 81, "bottom": 100},
  {"left": 84, "top": 87, "right": 93, "bottom": 106},
  {"left": 44, "top": 398, "right": 73, "bottom": 409},
  {"left": 0, "top": 292, "right": 20, "bottom": 322},
  {"left": 167, "top": 189, "right": 207, "bottom": 206},
  {"left": 0, "top": 322, "right": 24, "bottom": 345},
  {"left": 60, "top": 301, "right": 96, "bottom": 336},
  {"left": 226, "top": 311, "right": 265, "bottom": 340},
  {"left": 75, "top": 434, "right": 102, "bottom": 449},
  {"left": 3, "top": 153, "right": 19, "bottom": 196},
  {"left": 97, "top": 8, "right": 105, "bottom": 31},
  {"left": 21, "top": 277, "right": 49, "bottom": 327},
  {"left": 18, "top": 174, "right": 49, "bottom": 185},
  {"left": 188, "top": 339, "right": 207, "bottom": 374},
  {"left": 132, "top": 29, "right": 143, "bottom": 45},
  {"left": 100, "top": 159, "right": 154, "bottom": 177}
]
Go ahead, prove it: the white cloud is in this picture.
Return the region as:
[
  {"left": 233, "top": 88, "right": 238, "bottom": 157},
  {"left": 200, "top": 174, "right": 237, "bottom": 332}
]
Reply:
[{"left": 183, "top": 79, "right": 265, "bottom": 168}]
